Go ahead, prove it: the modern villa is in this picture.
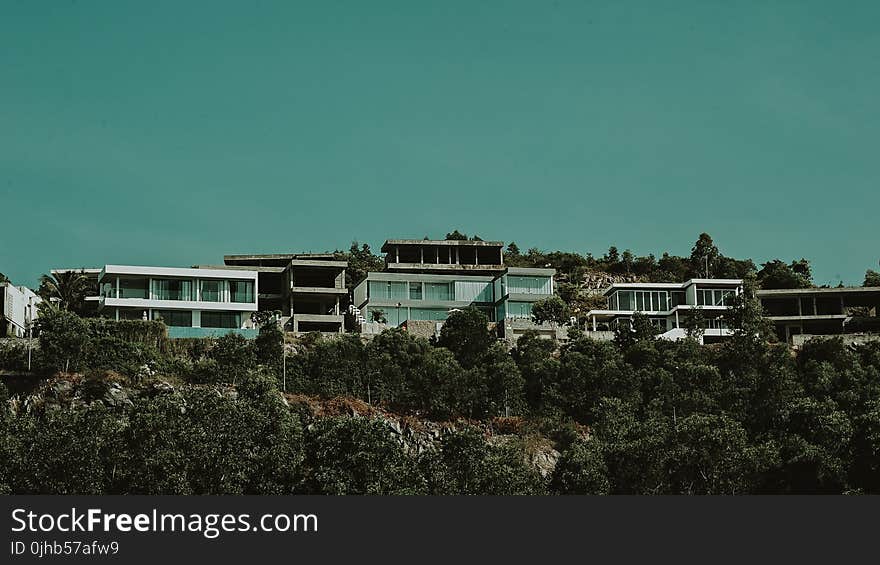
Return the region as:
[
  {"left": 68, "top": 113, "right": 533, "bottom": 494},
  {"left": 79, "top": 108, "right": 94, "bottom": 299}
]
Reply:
[
  {"left": 757, "top": 286, "right": 880, "bottom": 345},
  {"left": 93, "top": 265, "right": 259, "bottom": 338},
  {"left": 0, "top": 281, "right": 41, "bottom": 338},
  {"left": 353, "top": 239, "right": 555, "bottom": 339},
  {"left": 585, "top": 278, "right": 744, "bottom": 343},
  {"left": 217, "top": 253, "right": 348, "bottom": 334}
]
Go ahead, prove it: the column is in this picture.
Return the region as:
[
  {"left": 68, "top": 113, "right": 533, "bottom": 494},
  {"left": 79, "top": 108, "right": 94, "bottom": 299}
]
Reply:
[
  {"left": 592, "top": 316, "right": 597, "bottom": 331},
  {"left": 115, "top": 308, "right": 119, "bottom": 321},
  {"left": 116, "top": 277, "right": 120, "bottom": 298},
  {"left": 455, "top": 248, "right": 459, "bottom": 264},
  {"left": 420, "top": 247, "right": 424, "bottom": 264},
  {"left": 395, "top": 246, "right": 399, "bottom": 263},
  {"left": 335, "top": 296, "right": 340, "bottom": 315}
]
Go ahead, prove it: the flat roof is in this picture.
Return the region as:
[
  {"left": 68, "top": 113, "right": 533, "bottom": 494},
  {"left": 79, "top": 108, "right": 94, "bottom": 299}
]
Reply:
[
  {"left": 602, "top": 278, "right": 743, "bottom": 296},
  {"left": 50, "top": 268, "right": 102, "bottom": 275},
  {"left": 506, "top": 267, "right": 556, "bottom": 276},
  {"left": 100, "top": 265, "right": 258, "bottom": 281},
  {"left": 757, "top": 286, "right": 880, "bottom": 297},
  {"left": 381, "top": 239, "right": 504, "bottom": 252},
  {"left": 194, "top": 264, "right": 286, "bottom": 273}
]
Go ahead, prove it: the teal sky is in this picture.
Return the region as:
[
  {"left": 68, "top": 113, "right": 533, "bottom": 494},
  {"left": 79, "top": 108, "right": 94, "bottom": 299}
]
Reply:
[{"left": 2, "top": 1, "right": 878, "bottom": 287}]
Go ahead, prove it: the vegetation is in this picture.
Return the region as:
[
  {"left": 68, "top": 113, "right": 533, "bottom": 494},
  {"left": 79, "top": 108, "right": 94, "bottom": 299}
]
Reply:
[{"left": 3, "top": 303, "right": 880, "bottom": 495}]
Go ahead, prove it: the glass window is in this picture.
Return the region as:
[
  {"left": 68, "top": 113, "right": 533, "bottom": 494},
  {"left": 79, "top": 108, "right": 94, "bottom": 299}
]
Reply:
[
  {"left": 409, "top": 282, "right": 423, "bottom": 300},
  {"left": 201, "top": 311, "right": 240, "bottom": 328},
  {"left": 152, "top": 279, "right": 194, "bottom": 301},
  {"left": 152, "top": 310, "right": 192, "bottom": 327},
  {"left": 425, "top": 282, "right": 453, "bottom": 301},
  {"left": 200, "top": 280, "right": 222, "bottom": 302},
  {"left": 119, "top": 278, "right": 148, "bottom": 299},
  {"left": 617, "top": 291, "right": 633, "bottom": 310},
  {"left": 671, "top": 291, "right": 687, "bottom": 307},
  {"left": 230, "top": 280, "right": 254, "bottom": 303},
  {"left": 409, "top": 307, "right": 448, "bottom": 321},
  {"left": 506, "top": 301, "right": 533, "bottom": 319}
]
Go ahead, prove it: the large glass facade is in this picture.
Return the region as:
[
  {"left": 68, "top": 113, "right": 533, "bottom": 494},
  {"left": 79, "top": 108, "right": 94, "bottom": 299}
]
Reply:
[
  {"left": 369, "top": 281, "right": 408, "bottom": 301},
  {"left": 697, "top": 289, "right": 735, "bottom": 306},
  {"left": 152, "top": 279, "right": 194, "bottom": 301},
  {"left": 152, "top": 310, "right": 193, "bottom": 327},
  {"left": 409, "top": 282, "right": 423, "bottom": 300},
  {"left": 410, "top": 308, "right": 448, "bottom": 321},
  {"left": 506, "top": 301, "right": 533, "bottom": 319},
  {"left": 201, "top": 311, "right": 241, "bottom": 329},
  {"left": 230, "top": 280, "right": 254, "bottom": 303},
  {"left": 200, "top": 280, "right": 222, "bottom": 302},
  {"left": 507, "top": 275, "right": 551, "bottom": 295},
  {"left": 609, "top": 290, "right": 669, "bottom": 311},
  {"left": 424, "top": 282, "right": 453, "bottom": 301}
]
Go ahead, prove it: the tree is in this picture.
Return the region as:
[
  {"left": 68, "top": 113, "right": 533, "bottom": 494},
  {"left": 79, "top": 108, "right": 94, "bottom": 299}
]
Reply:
[
  {"left": 37, "top": 270, "right": 93, "bottom": 315},
  {"left": 445, "top": 230, "right": 468, "bottom": 241},
  {"left": 254, "top": 320, "right": 284, "bottom": 377},
  {"left": 512, "top": 331, "right": 559, "bottom": 413},
  {"left": 864, "top": 269, "right": 880, "bottom": 287},
  {"left": 421, "top": 428, "right": 545, "bottom": 495},
  {"left": 531, "top": 295, "right": 569, "bottom": 326},
  {"left": 613, "top": 312, "right": 658, "bottom": 349},
  {"left": 690, "top": 233, "right": 720, "bottom": 278},
  {"left": 302, "top": 417, "right": 425, "bottom": 495},
  {"left": 208, "top": 333, "right": 255, "bottom": 384},
  {"left": 604, "top": 246, "right": 620, "bottom": 265},
  {"left": 36, "top": 309, "right": 90, "bottom": 373},
  {"left": 758, "top": 259, "right": 813, "bottom": 289},
  {"left": 550, "top": 440, "right": 610, "bottom": 494},
  {"left": 0, "top": 272, "right": 8, "bottom": 283},
  {"left": 370, "top": 309, "right": 387, "bottom": 323},
  {"left": 340, "top": 242, "right": 384, "bottom": 290},
  {"left": 437, "top": 307, "right": 492, "bottom": 370}
]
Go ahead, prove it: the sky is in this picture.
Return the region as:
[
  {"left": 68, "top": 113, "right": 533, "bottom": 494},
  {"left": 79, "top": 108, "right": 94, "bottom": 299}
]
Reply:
[{"left": 1, "top": 1, "right": 878, "bottom": 288}]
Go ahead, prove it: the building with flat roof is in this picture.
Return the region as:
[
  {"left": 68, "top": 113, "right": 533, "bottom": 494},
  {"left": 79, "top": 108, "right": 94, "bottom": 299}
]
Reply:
[
  {"left": 382, "top": 239, "right": 505, "bottom": 274},
  {"left": 585, "top": 278, "right": 744, "bottom": 343},
  {"left": 757, "top": 286, "right": 880, "bottom": 345},
  {"left": 220, "top": 253, "right": 347, "bottom": 333},
  {"left": 0, "top": 282, "right": 41, "bottom": 338},
  {"left": 354, "top": 239, "right": 555, "bottom": 339},
  {"left": 93, "top": 265, "right": 259, "bottom": 338}
]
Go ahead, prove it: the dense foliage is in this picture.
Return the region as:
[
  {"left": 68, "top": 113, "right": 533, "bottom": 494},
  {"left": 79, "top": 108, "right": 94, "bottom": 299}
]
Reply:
[{"left": 2, "top": 301, "right": 880, "bottom": 494}]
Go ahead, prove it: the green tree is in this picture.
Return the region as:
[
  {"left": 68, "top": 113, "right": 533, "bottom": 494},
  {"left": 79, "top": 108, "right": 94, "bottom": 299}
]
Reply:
[
  {"left": 864, "top": 269, "right": 880, "bottom": 287},
  {"left": 445, "top": 230, "right": 468, "bottom": 241},
  {"left": 37, "top": 270, "right": 93, "bottom": 315},
  {"left": 208, "top": 333, "right": 255, "bottom": 384},
  {"left": 690, "top": 232, "right": 720, "bottom": 278},
  {"left": 531, "top": 295, "right": 569, "bottom": 326},
  {"left": 613, "top": 312, "right": 658, "bottom": 349},
  {"left": 512, "top": 331, "right": 559, "bottom": 413},
  {"left": 302, "top": 416, "right": 425, "bottom": 494},
  {"left": 36, "top": 309, "right": 90, "bottom": 373},
  {"left": 437, "top": 306, "right": 492, "bottom": 370},
  {"left": 254, "top": 320, "right": 284, "bottom": 377},
  {"left": 339, "top": 242, "right": 385, "bottom": 290},
  {"left": 758, "top": 259, "right": 813, "bottom": 289},
  {"left": 421, "top": 428, "right": 546, "bottom": 495},
  {"left": 550, "top": 439, "right": 610, "bottom": 494}
]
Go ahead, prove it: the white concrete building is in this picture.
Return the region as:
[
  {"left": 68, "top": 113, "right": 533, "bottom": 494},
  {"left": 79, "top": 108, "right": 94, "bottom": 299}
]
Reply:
[
  {"left": 586, "top": 278, "right": 743, "bottom": 344},
  {"left": 94, "top": 265, "right": 259, "bottom": 338},
  {"left": 0, "top": 282, "right": 41, "bottom": 338}
]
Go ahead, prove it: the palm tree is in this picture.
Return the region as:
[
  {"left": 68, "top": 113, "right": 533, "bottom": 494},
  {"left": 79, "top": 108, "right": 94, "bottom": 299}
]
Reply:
[{"left": 38, "top": 270, "right": 92, "bottom": 315}]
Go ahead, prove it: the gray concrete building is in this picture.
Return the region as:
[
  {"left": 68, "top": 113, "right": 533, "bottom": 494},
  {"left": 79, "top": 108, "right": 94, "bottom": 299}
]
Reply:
[
  {"left": 757, "top": 286, "right": 880, "bottom": 345},
  {"left": 221, "top": 253, "right": 348, "bottom": 333}
]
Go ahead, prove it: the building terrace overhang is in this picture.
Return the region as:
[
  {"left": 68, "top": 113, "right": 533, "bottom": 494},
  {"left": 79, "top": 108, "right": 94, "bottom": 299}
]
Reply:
[
  {"left": 757, "top": 286, "right": 880, "bottom": 299},
  {"left": 601, "top": 278, "right": 743, "bottom": 297},
  {"left": 381, "top": 239, "right": 504, "bottom": 252},
  {"left": 290, "top": 286, "right": 348, "bottom": 295},
  {"left": 99, "top": 265, "right": 258, "bottom": 283}
]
